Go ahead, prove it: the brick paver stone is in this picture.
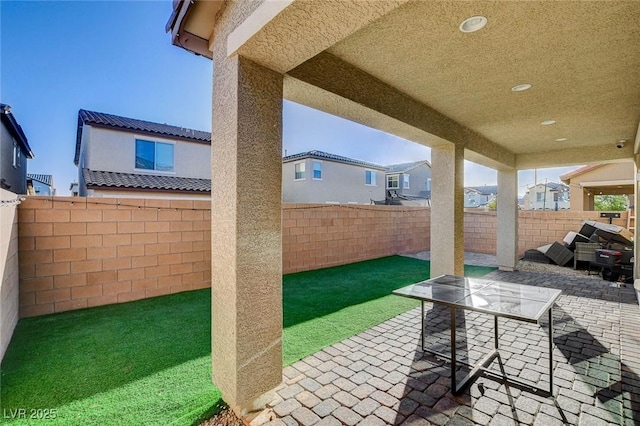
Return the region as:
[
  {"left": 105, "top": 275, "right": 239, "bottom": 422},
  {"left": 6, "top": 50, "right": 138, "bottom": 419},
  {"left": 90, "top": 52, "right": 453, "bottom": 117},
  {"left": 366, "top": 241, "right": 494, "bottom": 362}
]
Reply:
[
  {"left": 291, "top": 407, "right": 321, "bottom": 426},
  {"left": 312, "top": 399, "right": 340, "bottom": 418},
  {"left": 273, "top": 399, "right": 302, "bottom": 417},
  {"left": 331, "top": 406, "right": 363, "bottom": 426}
]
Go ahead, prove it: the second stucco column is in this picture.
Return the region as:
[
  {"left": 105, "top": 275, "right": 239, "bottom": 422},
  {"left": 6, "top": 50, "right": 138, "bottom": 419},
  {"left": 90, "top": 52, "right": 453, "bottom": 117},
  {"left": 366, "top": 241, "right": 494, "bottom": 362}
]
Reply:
[
  {"left": 430, "top": 144, "right": 465, "bottom": 277},
  {"left": 211, "top": 54, "right": 283, "bottom": 415},
  {"left": 497, "top": 169, "right": 518, "bottom": 271}
]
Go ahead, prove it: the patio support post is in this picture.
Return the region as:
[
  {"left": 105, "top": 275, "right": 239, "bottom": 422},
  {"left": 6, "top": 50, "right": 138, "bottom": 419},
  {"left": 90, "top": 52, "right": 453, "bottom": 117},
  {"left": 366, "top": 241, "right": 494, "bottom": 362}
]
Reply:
[
  {"left": 497, "top": 169, "right": 518, "bottom": 271},
  {"left": 634, "top": 155, "right": 640, "bottom": 281},
  {"left": 211, "top": 45, "right": 284, "bottom": 415},
  {"left": 430, "top": 144, "right": 465, "bottom": 277}
]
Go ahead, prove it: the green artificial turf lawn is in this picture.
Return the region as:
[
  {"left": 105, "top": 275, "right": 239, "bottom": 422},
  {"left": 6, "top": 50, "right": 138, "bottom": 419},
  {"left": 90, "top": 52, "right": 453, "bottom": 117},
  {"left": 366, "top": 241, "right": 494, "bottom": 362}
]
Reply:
[{"left": 1, "top": 256, "right": 495, "bottom": 425}]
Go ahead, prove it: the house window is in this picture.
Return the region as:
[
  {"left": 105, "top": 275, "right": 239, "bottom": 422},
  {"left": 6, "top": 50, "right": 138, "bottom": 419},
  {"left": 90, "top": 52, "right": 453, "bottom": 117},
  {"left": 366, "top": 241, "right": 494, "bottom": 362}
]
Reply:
[
  {"left": 294, "top": 162, "right": 305, "bottom": 180},
  {"left": 365, "top": 170, "right": 377, "bottom": 186},
  {"left": 12, "top": 142, "right": 19, "bottom": 168},
  {"left": 387, "top": 174, "right": 399, "bottom": 189},
  {"left": 135, "top": 139, "right": 174, "bottom": 172},
  {"left": 34, "top": 185, "right": 42, "bottom": 194},
  {"left": 403, "top": 174, "right": 410, "bottom": 189},
  {"left": 427, "top": 178, "right": 431, "bottom": 191},
  {"left": 313, "top": 161, "right": 322, "bottom": 180},
  {"left": 536, "top": 192, "right": 545, "bottom": 202}
]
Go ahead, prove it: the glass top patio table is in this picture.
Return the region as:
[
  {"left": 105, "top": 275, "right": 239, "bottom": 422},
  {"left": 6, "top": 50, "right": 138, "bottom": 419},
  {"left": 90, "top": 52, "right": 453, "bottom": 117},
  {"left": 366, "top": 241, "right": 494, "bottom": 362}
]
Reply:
[
  {"left": 393, "top": 274, "right": 562, "bottom": 323},
  {"left": 393, "top": 274, "right": 562, "bottom": 395}
]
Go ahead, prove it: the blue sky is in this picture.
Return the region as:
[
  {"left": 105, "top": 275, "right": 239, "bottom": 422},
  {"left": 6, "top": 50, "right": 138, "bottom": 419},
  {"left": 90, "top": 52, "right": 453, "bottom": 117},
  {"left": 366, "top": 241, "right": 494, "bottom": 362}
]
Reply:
[{"left": 1, "top": 1, "right": 575, "bottom": 196}]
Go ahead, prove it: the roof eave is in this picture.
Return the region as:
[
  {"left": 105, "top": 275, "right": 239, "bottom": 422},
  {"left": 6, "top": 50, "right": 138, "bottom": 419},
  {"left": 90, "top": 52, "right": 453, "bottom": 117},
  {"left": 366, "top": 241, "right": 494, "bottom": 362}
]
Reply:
[
  {"left": 166, "top": 0, "right": 214, "bottom": 59},
  {"left": 2, "top": 106, "right": 34, "bottom": 158}
]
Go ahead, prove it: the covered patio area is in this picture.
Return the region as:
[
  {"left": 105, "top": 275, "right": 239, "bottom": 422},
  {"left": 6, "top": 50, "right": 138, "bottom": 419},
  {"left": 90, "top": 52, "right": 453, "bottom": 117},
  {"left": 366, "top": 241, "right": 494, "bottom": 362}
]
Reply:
[
  {"left": 166, "top": 0, "right": 640, "bottom": 418},
  {"left": 266, "top": 269, "right": 640, "bottom": 425}
]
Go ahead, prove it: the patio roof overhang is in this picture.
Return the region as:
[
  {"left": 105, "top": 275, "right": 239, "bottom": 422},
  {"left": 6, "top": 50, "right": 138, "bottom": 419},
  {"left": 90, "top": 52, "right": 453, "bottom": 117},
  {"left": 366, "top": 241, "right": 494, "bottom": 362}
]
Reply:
[{"left": 168, "top": 0, "right": 640, "bottom": 172}]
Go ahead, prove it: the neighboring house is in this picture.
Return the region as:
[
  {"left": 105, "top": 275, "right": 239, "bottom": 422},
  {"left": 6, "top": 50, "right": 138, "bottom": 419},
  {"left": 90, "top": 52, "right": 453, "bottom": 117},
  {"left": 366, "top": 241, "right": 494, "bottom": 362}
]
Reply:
[
  {"left": 282, "top": 150, "right": 386, "bottom": 204},
  {"left": 1, "top": 104, "right": 34, "bottom": 194},
  {"left": 560, "top": 162, "right": 635, "bottom": 211},
  {"left": 27, "top": 174, "right": 55, "bottom": 196},
  {"left": 464, "top": 185, "right": 497, "bottom": 208},
  {"left": 69, "top": 181, "right": 79, "bottom": 196},
  {"left": 523, "top": 182, "right": 570, "bottom": 210},
  {"left": 384, "top": 160, "right": 431, "bottom": 205},
  {"left": 75, "top": 109, "right": 211, "bottom": 199}
]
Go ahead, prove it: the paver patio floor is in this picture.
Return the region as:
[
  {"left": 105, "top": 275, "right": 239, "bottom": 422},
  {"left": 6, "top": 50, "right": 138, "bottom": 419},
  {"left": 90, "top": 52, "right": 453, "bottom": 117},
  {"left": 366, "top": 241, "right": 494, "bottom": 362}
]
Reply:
[{"left": 265, "top": 269, "right": 640, "bottom": 425}]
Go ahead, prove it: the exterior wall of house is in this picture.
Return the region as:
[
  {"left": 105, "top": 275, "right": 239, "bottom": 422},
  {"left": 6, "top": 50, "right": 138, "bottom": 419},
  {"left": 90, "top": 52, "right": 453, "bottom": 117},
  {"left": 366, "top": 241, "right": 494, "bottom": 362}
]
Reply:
[
  {"left": 79, "top": 126, "right": 211, "bottom": 195},
  {"left": 390, "top": 164, "right": 431, "bottom": 198},
  {"left": 1, "top": 124, "right": 27, "bottom": 194},
  {"left": 524, "top": 184, "right": 570, "bottom": 210},
  {"left": 464, "top": 192, "right": 492, "bottom": 208},
  {"left": 283, "top": 159, "right": 385, "bottom": 204},
  {"left": 565, "top": 163, "right": 635, "bottom": 211},
  {"left": 0, "top": 189, "right": 20, "bottom": 361},
  {"left": 16, "top": 197, "right": 630, "bottom": 317}
]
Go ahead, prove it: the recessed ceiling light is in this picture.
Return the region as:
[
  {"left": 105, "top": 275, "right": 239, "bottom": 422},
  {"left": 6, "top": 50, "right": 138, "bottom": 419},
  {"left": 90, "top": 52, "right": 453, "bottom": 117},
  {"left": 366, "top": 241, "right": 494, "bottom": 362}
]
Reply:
[
  {"left": 556, "top": 138, "right": 567, "bottom": 142},
  {"left": 541, "top": 120, "right": 556, "bottom": 126},
  {"left": 511, "top": 83, "right": 532, "bottom": 92},
  {"left": 459, "top": 16, "right": 488, "bottom": 33}
]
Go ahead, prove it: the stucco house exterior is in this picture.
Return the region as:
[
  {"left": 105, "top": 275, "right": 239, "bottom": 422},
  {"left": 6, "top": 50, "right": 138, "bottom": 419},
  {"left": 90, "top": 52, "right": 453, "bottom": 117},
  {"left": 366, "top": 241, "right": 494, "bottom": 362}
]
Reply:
[
  {"left": 560, "top": 162, "right": 635, "bottom": 211},
  {"left": 384, "top": 160, "right": 431, "bottom": 203},
  {"left": 1, "top": 103, "right": 34, "bottom": 194},
  {"left": 74, "top": 109, "right": 211, "bottom": 199},
  {"left": 464, "top": 185, "right": 497, "bottom": 208},
  {"left": 523, "top": 182, "right": 570, "bottom": 210},
  {"left": 282, "top": 150, "right": 386, "bottom": 204},
  {"left": 26, "top": 174, "right": 55, "bottom": 196}
]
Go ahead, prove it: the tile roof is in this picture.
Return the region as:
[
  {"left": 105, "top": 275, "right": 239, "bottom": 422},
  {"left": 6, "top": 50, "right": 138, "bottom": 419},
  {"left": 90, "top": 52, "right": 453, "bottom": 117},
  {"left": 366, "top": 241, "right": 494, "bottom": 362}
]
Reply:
[
  {"left": 385, "top": 160, "right": 430, "bottom": 174},
  {"left": 465, "top": 185, "right": 498, "bottom": 195},
  {"left": 75, "top": 109, "right": 211, "bottom": 165},
  {"left": 27, "top": 174, "right": 53, "bottom": 186},
  {"left": 82, "top": 169, "right": 210, "bottom": 193},
  {"left": 283, "top": 150, "right": 386, "bottom": 170}
]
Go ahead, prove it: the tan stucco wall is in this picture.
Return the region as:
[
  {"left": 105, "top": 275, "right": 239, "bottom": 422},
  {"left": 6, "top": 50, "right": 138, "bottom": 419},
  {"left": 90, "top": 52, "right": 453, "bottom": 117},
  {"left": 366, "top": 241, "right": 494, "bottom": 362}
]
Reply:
[
  {"left": 0, "top": 189, "right": 20, "bottom": 361},
  {"left": 565, "top": 163, "right": 635, "bottom": 211},
  {"left": 282, "top": 159, "right": 385, "bottom": 204},
  {"left": 81, "top": 126, "right": 211, "bottom": 179}
]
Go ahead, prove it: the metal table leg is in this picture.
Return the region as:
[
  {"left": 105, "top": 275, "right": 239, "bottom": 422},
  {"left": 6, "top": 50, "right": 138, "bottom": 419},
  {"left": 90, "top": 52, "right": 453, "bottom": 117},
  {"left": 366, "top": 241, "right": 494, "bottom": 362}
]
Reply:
[{"left": 549, "top": 305, "right": 554, "bottom": 394}]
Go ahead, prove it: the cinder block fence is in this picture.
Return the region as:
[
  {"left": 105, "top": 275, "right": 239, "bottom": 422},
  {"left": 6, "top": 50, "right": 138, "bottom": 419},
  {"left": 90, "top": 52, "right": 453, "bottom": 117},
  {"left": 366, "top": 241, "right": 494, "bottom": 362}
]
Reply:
[{"left": 16, "top": 197, "right": 627, "bottom": 317}]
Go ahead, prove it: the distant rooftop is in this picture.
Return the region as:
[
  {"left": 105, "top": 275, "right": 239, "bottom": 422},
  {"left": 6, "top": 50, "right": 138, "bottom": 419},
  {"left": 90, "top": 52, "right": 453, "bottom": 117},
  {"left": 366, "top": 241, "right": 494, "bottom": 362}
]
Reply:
[
  {"left": 465, "top": 185, "right": 498, "bottom": 195},
  {"left": 27, "top": 174, "right": 53, "bottom": 186},
  {"left": 283, "top": 150, "right": 387, "bottom": 170},
  {"left": 385, "top": 160, "right": 430, "bottom": 174},
  {"left": 74, "top": 109, "right": 211, "bottom": 165}
]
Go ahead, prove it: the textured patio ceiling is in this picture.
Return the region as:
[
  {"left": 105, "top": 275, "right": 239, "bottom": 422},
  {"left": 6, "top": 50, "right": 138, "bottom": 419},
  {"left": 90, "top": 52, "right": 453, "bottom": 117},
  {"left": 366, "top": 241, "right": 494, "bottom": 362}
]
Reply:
[{"left": 170, "top": 0, "right": 640, "bottom": 170}]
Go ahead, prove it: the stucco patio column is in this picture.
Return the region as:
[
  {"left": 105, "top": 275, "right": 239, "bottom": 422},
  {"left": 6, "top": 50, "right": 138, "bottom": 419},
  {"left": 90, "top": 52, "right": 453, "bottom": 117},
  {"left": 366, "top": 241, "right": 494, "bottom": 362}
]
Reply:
[
  {"left": 497, "top": 169, "right": 518, "bottom": 271},
  {"left": 634, "top": 155, "right": 639, "bottom": 281},
  {"left": 430, "top": 144, "right": 465, "bottom": 277},
  {"left": 211, "top": 53, "right": 284, "bottom": 415}
]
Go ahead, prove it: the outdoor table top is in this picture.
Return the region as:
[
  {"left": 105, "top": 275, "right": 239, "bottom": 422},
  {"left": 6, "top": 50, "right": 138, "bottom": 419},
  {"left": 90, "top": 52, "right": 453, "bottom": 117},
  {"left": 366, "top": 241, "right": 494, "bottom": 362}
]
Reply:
[{"left": 393, "top": 274, "right": 562, "bottom": 323}]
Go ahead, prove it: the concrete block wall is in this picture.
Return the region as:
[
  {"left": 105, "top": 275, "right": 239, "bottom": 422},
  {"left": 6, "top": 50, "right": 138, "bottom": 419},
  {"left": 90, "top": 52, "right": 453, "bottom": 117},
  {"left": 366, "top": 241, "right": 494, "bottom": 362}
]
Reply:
[
  {"left": 18, "top": 197, "right": 211, "bottom": 318},
  {"left": 464, "top": 209, "right": 629, "bottom": 256},
  {"left": 1, "top": 189, "right": 20, "bottom": 361},
  {"left": 282, "top": 204, "right": 430, "bottom": 273},
  {"left": 16, "top": 197, "right": 629, "bottom": 317}
]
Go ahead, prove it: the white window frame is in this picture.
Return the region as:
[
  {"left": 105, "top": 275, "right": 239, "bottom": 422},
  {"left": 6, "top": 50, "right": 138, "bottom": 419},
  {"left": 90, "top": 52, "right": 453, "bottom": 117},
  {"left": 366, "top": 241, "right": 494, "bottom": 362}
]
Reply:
[
  {"left": 294, "top": 161, "right": 306, "bottom": 181},
  {"left": 134, "top": 138, "right": 176, "bottom": 174},
  {"left": 312, "top": 160, "right": 322, "bottom": 180},
  {"left": 403, "top": 174, "right": 410, "bottom": 189},
  {"left": 365, "top": 170, "right": 377, "bottom": 186},
  {"left": 387, "top": 174, "right": 400, "bottom": 189},
  {"left": 12, "top": 142, "right": 18, "bottom": 168}
]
